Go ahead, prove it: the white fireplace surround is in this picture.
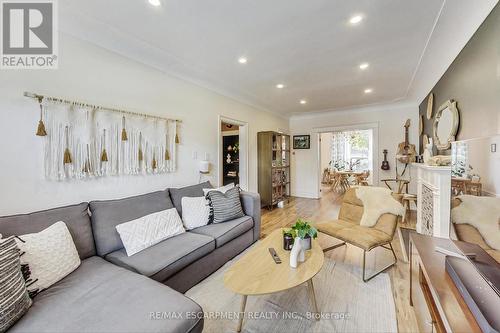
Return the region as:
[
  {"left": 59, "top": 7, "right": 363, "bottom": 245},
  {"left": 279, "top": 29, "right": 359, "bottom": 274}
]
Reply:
[{"left": 414, "top": 163, "right": 452, "bottom": 238}]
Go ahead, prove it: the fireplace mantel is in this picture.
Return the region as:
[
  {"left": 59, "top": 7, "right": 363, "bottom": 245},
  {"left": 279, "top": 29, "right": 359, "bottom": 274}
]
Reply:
[{"left": 413, "top": 163, "right": 452, "bottom": 238}]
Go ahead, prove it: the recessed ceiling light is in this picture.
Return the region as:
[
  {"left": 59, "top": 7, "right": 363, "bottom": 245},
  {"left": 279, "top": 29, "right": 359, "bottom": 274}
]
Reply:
[
  {"left": 359, "top": 62, "right": 369, "bottom": 70},
  {"left": 148, "top": 0, "right": 161, "bottom": 6},
  {"left": 300, "top": 100, "right": 307, "bottom": 105},
  {"left": 349, "top": 15, "right": 363, "bottom": 25},
  {"left": 276, "top": 84, "right": 285, "bottom": 89},
  {"left": 238, "top": 57, "right": 248, "bottom": 64},
  {"left": 364, "top": 88, "right": 373, "bottom": 94}
]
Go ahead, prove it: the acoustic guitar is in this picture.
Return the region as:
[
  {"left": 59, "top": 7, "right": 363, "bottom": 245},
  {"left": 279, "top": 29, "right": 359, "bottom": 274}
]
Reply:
[
  {"left": 381, "top": 149, "right": 390, "bottom": 170},
  {"left": 396, "top": 119, "right": 416, "bottom": 164}
]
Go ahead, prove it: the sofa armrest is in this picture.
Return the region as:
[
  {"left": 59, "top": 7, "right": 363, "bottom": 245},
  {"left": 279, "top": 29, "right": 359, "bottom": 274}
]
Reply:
[{"left": 240, "top": 191, "right": 261, "bottom": 242}]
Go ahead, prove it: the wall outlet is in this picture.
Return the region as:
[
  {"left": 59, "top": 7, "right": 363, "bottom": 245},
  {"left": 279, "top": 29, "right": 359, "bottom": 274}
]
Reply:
[
  {"left": 491, "top": 144, "right": 497, "bottom": 153},
  {"left": 192, "top": 151, "right": 198, "bottom": 159}
]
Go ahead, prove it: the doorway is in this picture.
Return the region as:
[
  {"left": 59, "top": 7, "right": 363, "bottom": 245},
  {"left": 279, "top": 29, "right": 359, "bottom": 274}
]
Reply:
[
  {"left": 221, "top": 122, "right": 240, "bottom": 186},
  {"left": 218, "top": 116, "right": 248, "bottom": 190},
  {"left": 318, "top": 124, "right": 378, "bottom": 197}
]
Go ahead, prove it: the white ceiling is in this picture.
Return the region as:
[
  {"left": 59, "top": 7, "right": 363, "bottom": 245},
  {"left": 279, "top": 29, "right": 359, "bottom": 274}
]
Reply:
[{"left": 59, "top": 0, "right": 497, "bottom": 117}]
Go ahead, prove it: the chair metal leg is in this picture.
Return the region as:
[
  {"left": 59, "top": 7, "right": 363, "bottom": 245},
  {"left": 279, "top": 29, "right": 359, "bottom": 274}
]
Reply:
[
  {"left": 323, "top": 242, "right": 346, "bottom": 253},
  {"left": 362, "top": 243, "right": 397, "bottom": 282}
]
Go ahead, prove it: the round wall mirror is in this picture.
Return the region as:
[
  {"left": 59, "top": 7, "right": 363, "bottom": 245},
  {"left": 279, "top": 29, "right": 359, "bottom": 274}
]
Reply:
[{"left": 433, "top": 100, "right": 459, "bottom": 150}]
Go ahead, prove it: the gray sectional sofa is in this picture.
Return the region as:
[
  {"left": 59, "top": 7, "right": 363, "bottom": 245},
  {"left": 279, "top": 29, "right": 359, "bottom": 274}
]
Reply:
[{"left": 0, "top": 181, "right": 261, "bottom": 333}]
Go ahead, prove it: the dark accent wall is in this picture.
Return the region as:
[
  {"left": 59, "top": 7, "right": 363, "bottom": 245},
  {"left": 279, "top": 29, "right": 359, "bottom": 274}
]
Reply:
[{"left": 418, "top": 3, "right": 500, "bottom": 154}]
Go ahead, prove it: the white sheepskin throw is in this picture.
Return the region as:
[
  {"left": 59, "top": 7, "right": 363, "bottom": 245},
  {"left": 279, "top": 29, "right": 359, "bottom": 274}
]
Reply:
[
  {"left": 452, "top": 195, "right": 500, "bottom": 251},
  {"left": 355, "top": 186, "right": 405, "bottom": 227}
]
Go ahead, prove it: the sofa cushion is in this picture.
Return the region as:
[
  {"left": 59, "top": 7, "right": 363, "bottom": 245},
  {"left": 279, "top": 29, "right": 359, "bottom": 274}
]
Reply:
[
  {"left": 90, "top": 190, "right": 173, "bottom": 256},
  {"left": 105, "top": 232, "right": 215, "bottom": 282},
  {"left": 0, "top": 203, "right": 95, "bottom": 259},
  {"left": 9, "top": 256, "right": 203, "bottom": 333},
  {"left": 170, "top": 181, "right": 212, "bottom": 216},
  {"left": 190, "top": 216, "right": 253, "bottom": 248}
]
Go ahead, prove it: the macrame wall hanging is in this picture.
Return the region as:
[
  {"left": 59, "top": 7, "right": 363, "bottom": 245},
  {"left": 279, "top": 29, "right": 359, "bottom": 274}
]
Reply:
[{"left": 27, "top": 92, "right": 181, "bottom": 181}]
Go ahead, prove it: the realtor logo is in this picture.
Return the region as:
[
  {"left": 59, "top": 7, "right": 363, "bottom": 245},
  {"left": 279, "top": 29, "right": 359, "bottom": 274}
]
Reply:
[{"left": 1, "top": 0, "right": 58, "bottom": 69}]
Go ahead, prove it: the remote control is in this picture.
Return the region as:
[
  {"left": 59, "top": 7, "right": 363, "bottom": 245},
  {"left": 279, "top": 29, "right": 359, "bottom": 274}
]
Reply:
[{"left": 269, "top": 248, "right": 282, "bottom": 264}]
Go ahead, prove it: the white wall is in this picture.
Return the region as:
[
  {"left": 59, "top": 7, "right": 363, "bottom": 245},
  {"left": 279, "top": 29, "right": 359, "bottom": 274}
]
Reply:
[
  {"left": 290, "top": 103, "right": 419, "bottom": 198},
  {"left": 320, "top": 133, "right": 332, "bottom": 172},
  {"left": 0, "top": 34, "right": 288, "bottom": 215}
]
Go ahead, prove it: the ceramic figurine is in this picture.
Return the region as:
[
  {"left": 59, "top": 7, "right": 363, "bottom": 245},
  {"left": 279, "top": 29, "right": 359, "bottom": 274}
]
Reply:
[
  {"left": 226, "top": 154, "right": 232, "bottom": 164},
  {"left": 423, "top": 138, "right": 433, "bottom": 164}
]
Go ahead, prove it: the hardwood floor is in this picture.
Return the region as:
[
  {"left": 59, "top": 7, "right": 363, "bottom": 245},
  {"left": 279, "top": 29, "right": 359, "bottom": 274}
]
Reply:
[{"left": 261, "top": 186, "right": 419, "bottom": 333}]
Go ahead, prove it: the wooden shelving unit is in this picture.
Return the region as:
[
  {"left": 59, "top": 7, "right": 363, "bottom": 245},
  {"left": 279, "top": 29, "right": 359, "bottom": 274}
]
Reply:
[{"left": 258, "top": 131, "right": 291, "bottom": 209}]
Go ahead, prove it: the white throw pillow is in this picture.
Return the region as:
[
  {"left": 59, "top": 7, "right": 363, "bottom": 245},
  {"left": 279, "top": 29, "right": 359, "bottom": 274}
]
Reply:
[
  {"left": 16, "top": 221, "right": 81, "bottom": 296},
  {"left": 203, "top": 183, "right": 235, "bottom": 196},
  {"left": 116, "top": 208, "right": 185, "bottom": 256},
  {"left": 181, "top": 197, "right": 211, "bottom": 230}
]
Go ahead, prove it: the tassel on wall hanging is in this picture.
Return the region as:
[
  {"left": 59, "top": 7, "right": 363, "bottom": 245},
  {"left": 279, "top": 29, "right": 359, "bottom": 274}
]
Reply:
[
  {"left": 83, "top": 144, "right": 91, "bottom": 173},
  {"left": 101, "top": 129, "right": 108, "bottom": 162},
  {"left": 165, "top": 134, "right": 170, "bottom": 161},
  {"left": 121, "top": 116, "right": 128, "bottom": 141},
  {"left": 138, "top": 132, "right": 143, "bottom": 161},
  {"left": 63, "top": 126, "right": 72, "bottom": 164},
  {"left": 35, "top": 96, "right": 47, "bottom": 136},
  {"left": 175, "top": 122, "right": 180, "bottom": 144},
  {"left": 152, "top": 152, "right": 157, "bottom": 170}
]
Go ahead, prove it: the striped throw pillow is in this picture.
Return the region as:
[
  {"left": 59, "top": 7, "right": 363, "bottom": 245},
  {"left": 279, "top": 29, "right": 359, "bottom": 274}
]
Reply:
[
  {"left": 0, "top": 237, "right": 32, "bottom": 332},
  {"left": 206, "top": 186, "right": 245, "bottom": 224}
]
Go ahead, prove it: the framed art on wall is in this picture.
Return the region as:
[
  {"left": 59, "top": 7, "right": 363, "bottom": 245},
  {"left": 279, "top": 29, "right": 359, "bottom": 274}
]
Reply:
[{"left": 293, "top": 135, "right": 310, "bottom": 149}]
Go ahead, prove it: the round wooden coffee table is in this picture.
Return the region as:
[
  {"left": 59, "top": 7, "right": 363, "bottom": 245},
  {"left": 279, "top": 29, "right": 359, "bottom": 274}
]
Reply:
[{"left": 224, "top": 228, "right": 324, "bottom": 332}]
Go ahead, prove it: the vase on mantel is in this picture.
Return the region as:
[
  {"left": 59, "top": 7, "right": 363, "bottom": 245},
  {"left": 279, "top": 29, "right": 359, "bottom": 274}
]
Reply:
[{"left": 290, "top": 237, "right": 305, "bottom": 268}]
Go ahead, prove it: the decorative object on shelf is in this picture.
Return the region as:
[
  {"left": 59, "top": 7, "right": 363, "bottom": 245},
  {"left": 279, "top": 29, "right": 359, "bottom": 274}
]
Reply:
[
  {"left": 121, "top": 116, "right": 128, "bottom": 141},
  {"left": 226, "top": 153, "right": 232, "bottom": 164},
  {"left": 433, "top": 99, "right": 460, "bottom": 151},
  {"left": 293, "top": 135, "right": 310, "bottom": 149},
  {"left": 25, "top": 91, "right": 179, "bottom": 180},
  {"left": 381, "top": 149, "right": 390, "bottom": 170},
  {"left": 426, "top": 92, "right": 434, "bottom": 120},
  {"left": 396, "top": 119, "right": 416, "bottom": 164},
  {"left": 227, "top": 145, "right": 233, "bottom": 152},
  {"left": 233, "top": 143, "right": 239, "bottom": 153},
  {"left": 419, "top": 115, "right": 424, "bottom": 135},
  {"left": 35, "top": 95, "right": 47, "bottom": 136},
  {"left": 423, "top": 137, "right": 433, "bottom": 164},
  {"left": 427, "top": 155, "right": 452, "bottom": 166},
  {"left": 422, "top": 133, "right": 429, "bottom": 145}
]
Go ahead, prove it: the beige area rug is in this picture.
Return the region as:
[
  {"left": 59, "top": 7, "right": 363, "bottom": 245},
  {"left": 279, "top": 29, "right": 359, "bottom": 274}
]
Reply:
[{"left": 186, "top": 252, "right": 397, "bottom": 333}]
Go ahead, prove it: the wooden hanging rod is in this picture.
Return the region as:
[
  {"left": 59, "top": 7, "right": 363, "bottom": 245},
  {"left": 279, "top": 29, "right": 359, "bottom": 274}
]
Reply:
[{"left": 24, "top": 91, "right": 182, "bottom": 123}]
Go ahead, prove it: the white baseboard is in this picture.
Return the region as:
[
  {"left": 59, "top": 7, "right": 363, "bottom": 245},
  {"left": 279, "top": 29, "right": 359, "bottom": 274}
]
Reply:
[{"left": 291, "top": 191, "right": 320, "bottom": 199}]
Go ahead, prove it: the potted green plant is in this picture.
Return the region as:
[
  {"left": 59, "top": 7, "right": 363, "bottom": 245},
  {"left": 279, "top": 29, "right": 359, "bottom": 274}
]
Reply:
[{"left": 283, "top": 219, "right": 318, "bottom": 251}]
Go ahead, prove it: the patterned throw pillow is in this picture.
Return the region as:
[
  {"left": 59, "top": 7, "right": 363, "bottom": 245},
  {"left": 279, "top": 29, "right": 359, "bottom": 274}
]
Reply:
[
  {"left": 16, "top": 222, "right": 81, "bottom": 298},
  {"left": 202, "top": 183, "right": 234, "bottom": 196},
  {"left": 0, "top": 237, "right": 32, "bottom": 332},
  {"left": 116, "top": 208, "right": 185, "bottom": 256},
  {"left": 205, "top": 186, "right": 245, "bottom": 224},
  {"left": 181, "top": 197, "right": 211, "bottom": 230}
]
